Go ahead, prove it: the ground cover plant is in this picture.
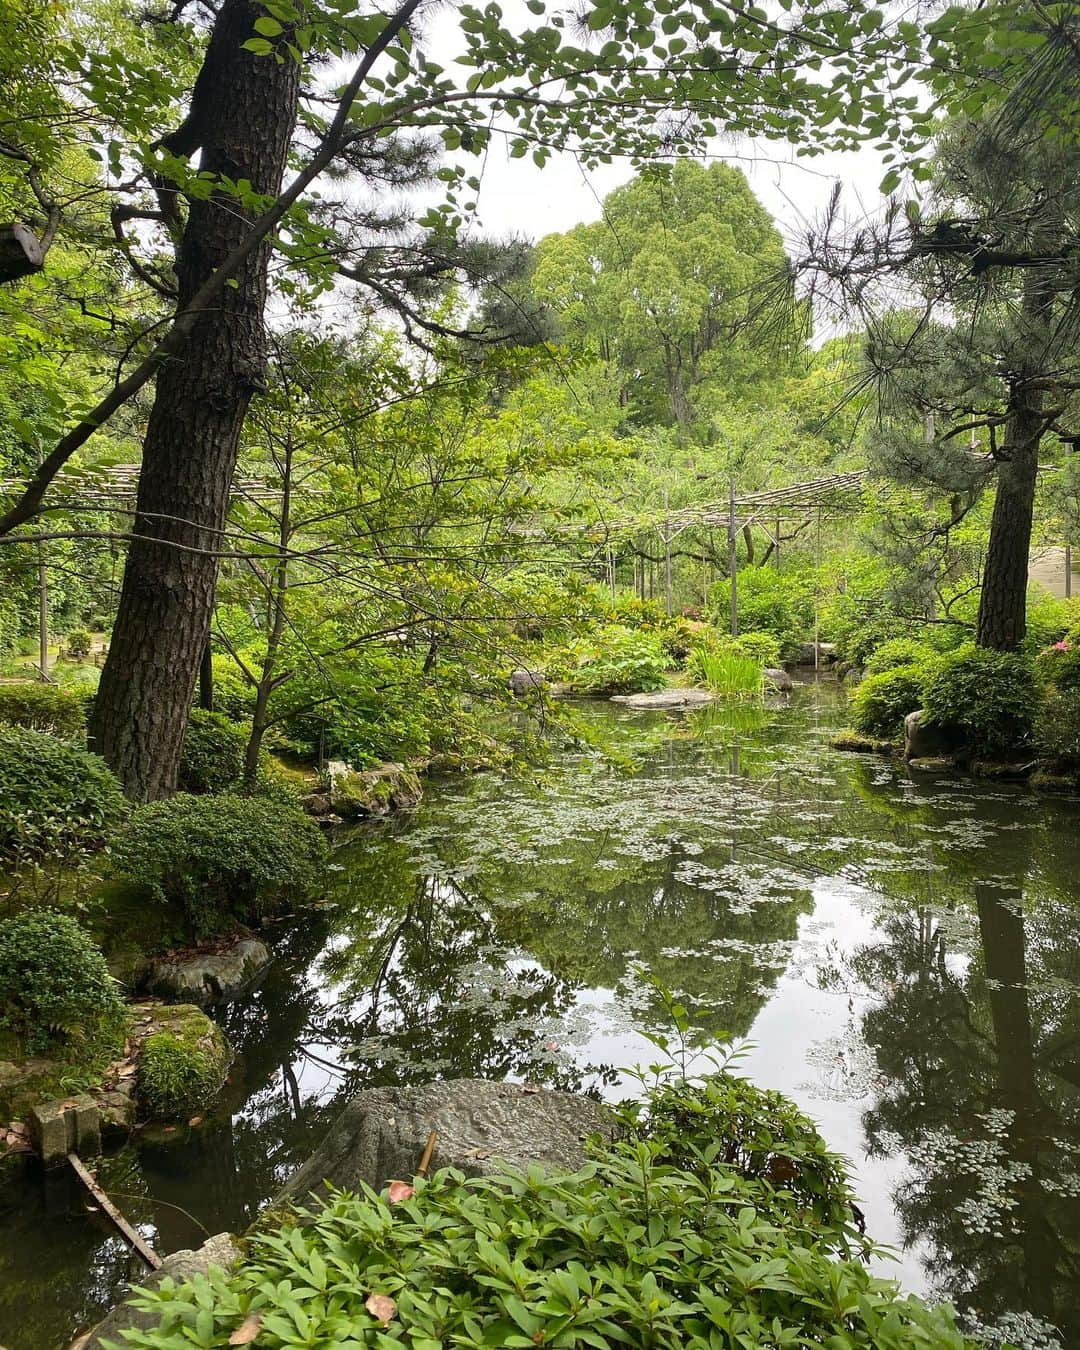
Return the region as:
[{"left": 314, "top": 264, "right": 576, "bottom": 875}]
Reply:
[
  {"left": 0, "top": 728, "right": 128, "bottom": 863},
  {"left": 116, "top": 1069, "right": 972, "bottom": 1349}
]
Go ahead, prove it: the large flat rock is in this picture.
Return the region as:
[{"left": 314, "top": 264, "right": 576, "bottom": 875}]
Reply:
[
  {"left": 610, "top": 688, "right": 716, "bottom": 709},
  {"left": 276, "top": 1079, "right": 615, "bottom": 1208}
]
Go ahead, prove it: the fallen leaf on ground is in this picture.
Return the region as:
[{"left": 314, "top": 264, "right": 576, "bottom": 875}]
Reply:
[
  {"left": 521, "top": 1085, "right": 540, "bottom": 1095},
  {"left": 228, "top": 1313, "right": 262, "bottom": 1344},
  {"left": 387, "top": 1180, "right": 414, "bottom": 1204},
  {"left": 365, "top": 1294, "right": 396, "bottom": 1325}
]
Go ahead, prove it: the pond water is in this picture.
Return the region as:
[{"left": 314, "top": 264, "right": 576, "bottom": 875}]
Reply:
[{"left": 2, "top": 681, "right": 1080, "bottom": 1349}]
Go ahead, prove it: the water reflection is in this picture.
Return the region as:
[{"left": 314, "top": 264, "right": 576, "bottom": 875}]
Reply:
[{"left": 1, "top": 688, "right": 1079, "bottom": 1348}]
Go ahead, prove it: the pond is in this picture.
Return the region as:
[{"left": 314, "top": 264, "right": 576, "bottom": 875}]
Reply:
[{"left": 2, "top": 681, "right": 1080, "bottom": 1349}]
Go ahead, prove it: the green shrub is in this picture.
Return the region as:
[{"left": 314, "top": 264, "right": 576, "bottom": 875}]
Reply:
[
  {"left": 556, "top": 624, "right": 668, "bottom": 694},
  {"left": 205, "top": 657, "right": 257, "bottom": 722},
  {"left": 179, "top": 709, "right": 249, "bottom": 794},
  {"left": 850, "top": 663, "right": 926, "bottom": 739},
  {"left": 0, "top": 681, "right": 87, "bottom": 736},
  {"left": 1035, "top": 688, "right": 1080, "bottom": 767},
  {"left": 922, "top": 644, "right": 1041, "bottom": 756},
  {"left": 65, "top": 629, "right": 92, "bottom": 660},
  {"left": 138, "top": 1019, "right": 230, "bottom": 1119},
  {"left": 0, "top": 909, "right": 125, "bottom": 1055},
  {"left": 111, "top": 793, "right": 328, "bottom": 939},
  {"left": 0, "top": 728, "right": 128, "bottom": 862},
  {"left": 711, "top": 568, "right": 812, "bottom": 661},
  {"left": 864, "top": 636, "right": 936, "bottom": 675},
  {"left": 1035, "top": 636, "right": 1080, "bottom": 694},
  {"left": 1022, "top": 587, "right": 1079, "bottom": 654},
  {"left": 119, "top": 1073, "right": 972, "bottom": 1350}
]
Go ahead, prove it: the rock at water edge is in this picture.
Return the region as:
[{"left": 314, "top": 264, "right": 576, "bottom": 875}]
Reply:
[{"left": 274, "top": 1078, "right": 615, "bottom": 1209}]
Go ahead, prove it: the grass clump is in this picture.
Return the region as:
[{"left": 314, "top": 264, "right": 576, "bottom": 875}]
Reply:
[
  {"left": 137, "top": 1017, "right": 230, "bottom": 1119},
  {"left": 688, "top": 645, "right": 764, "bottom": 698},
  {"left": 0, "top": 909, "right": 125, "bottom": 1057}
]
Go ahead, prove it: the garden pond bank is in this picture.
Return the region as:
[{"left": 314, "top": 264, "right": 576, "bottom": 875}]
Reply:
[{"left": 1, "top": 680, "right": 1079, "bottom": 1348}]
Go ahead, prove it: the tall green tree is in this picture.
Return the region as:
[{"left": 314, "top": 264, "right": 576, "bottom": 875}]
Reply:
[{"left": 533, "top": 162, "right": 792, "bottom": 431}]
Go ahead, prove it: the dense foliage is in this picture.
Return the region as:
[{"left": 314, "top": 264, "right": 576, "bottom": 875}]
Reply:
[
  {"left": 0, "top": 909, "right": 124, "bottom": 1056},
  {"left": 119, "top": 1073, "right": 971, "bottom": 1350},
  {"left": 851, "top": 665, "right": 927, "bottom": 740},
  {"left": 0, "top": 682, "right": 87, "bottom": 736},
  {"left": 110, "top": 795, "right": 328, "bottom": 938},
  {"left": 178, "top": 709, "right": 251, "bottom": 795},
  {"left": 921, "top": 646, "right": 1041, "bottom": 758},
  {"left": 0, "top": 728, "right": 127, "bottom": 862}
]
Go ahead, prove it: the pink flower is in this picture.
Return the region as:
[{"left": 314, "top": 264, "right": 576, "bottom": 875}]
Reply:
[
  {"left": 387, "top": 1179, "right": 415, "bottom": 1204},
  {"left": 1052, "top": 640, "right": 1072, "bottom": 651}
]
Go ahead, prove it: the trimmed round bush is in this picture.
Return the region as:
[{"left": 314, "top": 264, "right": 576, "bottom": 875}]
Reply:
[
  {"left": 0, "top": 727, "right": 128, "bottom": 861},
  {"left": 0, "top": 681, "right": 88, "bottom": 736},
  {"left": 850, "top": 663, "right": 926, "bottom": 739},
  {"left": 179, "top": 708, "right": 249, "bottom": 794},
  {"left": 0, "top": 909, "right": 125, "bottom": 1055},
  {"left": 65, "top": 629, "right": 92, "bottom": 660},
  {"left": 111, "top": 793, "right": 328, "bottom": 938},
  {"left": 864, "top": 637, "right": 936, "bottom": 675},
  {"left": 922, "top": 644, "right": 1041, "bottom": 756}
]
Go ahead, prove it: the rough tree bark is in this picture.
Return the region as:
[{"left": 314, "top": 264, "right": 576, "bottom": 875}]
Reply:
[
  {"left": 975, "top": 383, "right": 1044, "bottom": 652},
  {"left": 89, "top": 0, "right": 301, "bottom": 799}
]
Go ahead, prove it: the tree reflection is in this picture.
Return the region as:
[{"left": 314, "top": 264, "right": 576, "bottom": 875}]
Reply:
[{"left": 853, "top": 807, "right": 1080, "bottom": 1346}]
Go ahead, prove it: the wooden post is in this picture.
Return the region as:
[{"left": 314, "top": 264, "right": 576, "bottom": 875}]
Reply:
[
  {"left": 37, "top": 541, "right": 49, "bottom": 682},
  {"left": 775, "top": 514, "right": 781, "bottom": 571},
  {"left": 1066, "top": 438, "right": 1073, "bottom": 600},
  {"left": 663, "top": 488, "right": 672, "bottom": 616},
  {"left": 814, "top": 507, "right": 822, "bottom": 672},
  {"left": 728, "top": 477, "right": 738, "bottom": 638},
  {"left": 68, "top": 1152, "right": 162, "bottom": 1270}
]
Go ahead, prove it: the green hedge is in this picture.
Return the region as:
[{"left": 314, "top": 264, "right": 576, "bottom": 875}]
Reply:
[
  {"left": 0, "top": 728, "right": 128, "bottom": 862},
  {"left": 0, "top": 681, "right": 88, "bottom": 736},
  {"left": 179, "top": 709, "right": 250, "bottom": 794},
  {"left": 111, "top": 793, "right": 328, "bottom": 939},
  {"left": 0, "top": 909, "right": 125, "bottom": 1055}
]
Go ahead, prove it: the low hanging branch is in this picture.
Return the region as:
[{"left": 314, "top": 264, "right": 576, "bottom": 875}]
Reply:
[{"left": 0, "top": 0, "right": 425, "bottom": 539}]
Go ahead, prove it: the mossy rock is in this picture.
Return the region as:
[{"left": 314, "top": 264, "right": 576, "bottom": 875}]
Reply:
[
  {"left": 327, "top": 761, "right": 422, "bottom": 818},
  {"left": 136, "top": 1004, "right": 231, "bottom": 1121},
  {"left": 828, "top": 730, "right": 894, "bottom": 754}
]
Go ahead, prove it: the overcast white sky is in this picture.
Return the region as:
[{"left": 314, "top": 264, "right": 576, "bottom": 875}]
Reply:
[{"left": 466, "top": 136, "right": 891, "bottom": 256}]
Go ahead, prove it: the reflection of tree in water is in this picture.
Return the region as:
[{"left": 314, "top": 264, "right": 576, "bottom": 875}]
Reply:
[
  {"left": 310, "top": 839, "right": 611, "bottom": 1093},
  {"left": 851, "top": 802, "right": 1080, "bottom": 1348}
]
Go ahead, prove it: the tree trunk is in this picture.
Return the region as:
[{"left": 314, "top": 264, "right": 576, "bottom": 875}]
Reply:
[
  {"left": 198, "top": 643, "right": 214, "bottom": 711},
  {"left": 976, "top": 384, "right": 1043, "bottom": 651},
  {"left": 89, "top": 0, "right": 301, "bottom": 800}
]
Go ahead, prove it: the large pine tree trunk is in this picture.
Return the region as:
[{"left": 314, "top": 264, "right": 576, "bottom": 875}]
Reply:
[
  {"left": 89, "top": 1, "right": 300, "bottom": 800},
  {"left": 976, "top": 387, "right": 1043, "bottom": 652}
]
